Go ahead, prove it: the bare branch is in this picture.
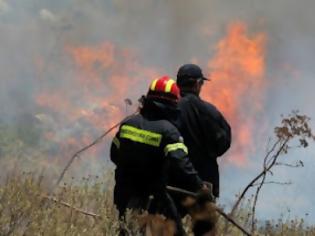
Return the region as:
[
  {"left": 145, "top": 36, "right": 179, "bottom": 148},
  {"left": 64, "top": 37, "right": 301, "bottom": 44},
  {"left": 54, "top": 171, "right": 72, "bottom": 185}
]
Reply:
[
  {"left": 251, "top": 181, "right": 292, "bottom": 187},
  {"left": 232, "top": 111, "right": 315, "bottom": 233},
  {"left": 264, "top": 139, "right": 282, "bottom": 167},
  {"left": 230, "top": 138, "right": 285, "bottom": 216},
  {"left": 251, "top": 169, "right": 267, "bottom": 233},
  {"left": 275, "top": 161, "right": 304, "bottom": 168},
  {"left": 53, "top": 111, "right": 138, "bottom": 191},
  {"left": 216, "top": 207, "right": 252, "bottom": 236},
  {"left": 42, "top": 195, "right": 101, "bottom": 218}
]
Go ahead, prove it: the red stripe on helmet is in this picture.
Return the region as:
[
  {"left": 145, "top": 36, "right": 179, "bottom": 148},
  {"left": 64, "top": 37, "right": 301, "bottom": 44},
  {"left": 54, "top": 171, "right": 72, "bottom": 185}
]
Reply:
[
  {"left": 147, "top": 76, "right": 180, "bottom": 104},
  {"left": 154, "top": 76, "right": 169, "bottom": 92}
]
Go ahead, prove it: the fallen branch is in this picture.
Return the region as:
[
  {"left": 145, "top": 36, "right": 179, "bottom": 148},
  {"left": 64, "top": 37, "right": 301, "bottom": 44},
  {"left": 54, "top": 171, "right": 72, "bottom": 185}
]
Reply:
[
  {"left": 53, "top": 111, "right": 138, "bottom": 191},
  {"left": 166, "top": 186, "right": 252, "bottom": 236},
  {"left": 42, "top": 195, "right": 101, "bottom": 218}
]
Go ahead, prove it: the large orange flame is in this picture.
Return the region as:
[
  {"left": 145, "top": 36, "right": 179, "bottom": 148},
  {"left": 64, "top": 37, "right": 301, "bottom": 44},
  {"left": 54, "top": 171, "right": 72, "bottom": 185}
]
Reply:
[
  {"left": 35, "top": 21, "right": 267, "bottom": 169},
  {"left": 202, "top": 22, "right": 267, "bottom": 166}
]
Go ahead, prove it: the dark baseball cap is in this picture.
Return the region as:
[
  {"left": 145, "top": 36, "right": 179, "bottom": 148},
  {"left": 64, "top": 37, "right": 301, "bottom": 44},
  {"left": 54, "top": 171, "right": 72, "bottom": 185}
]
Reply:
[{"left": 177, "top": 64, "right": 210, "bottom": 86}]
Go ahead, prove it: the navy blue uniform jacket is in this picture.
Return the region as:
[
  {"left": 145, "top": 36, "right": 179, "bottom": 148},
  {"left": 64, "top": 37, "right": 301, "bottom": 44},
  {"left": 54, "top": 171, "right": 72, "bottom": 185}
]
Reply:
[{"left": 175, "top": 92, "right": 231, "bottom": 197}]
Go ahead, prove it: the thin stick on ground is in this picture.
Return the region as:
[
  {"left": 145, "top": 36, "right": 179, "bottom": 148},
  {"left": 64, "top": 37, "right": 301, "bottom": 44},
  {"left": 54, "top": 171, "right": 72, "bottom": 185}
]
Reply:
[
  {"left": 166, "top": 186, "right": 252, "bottom": 236},
  {"left": 42, "top": 195, "right": 101, "bottom": 218}
]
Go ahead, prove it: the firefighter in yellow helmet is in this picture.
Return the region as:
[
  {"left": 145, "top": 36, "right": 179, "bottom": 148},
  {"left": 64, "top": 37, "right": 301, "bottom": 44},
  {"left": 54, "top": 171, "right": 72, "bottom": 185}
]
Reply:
[{"left": 110, "top": 76, "right": 205, "bottom": 235}]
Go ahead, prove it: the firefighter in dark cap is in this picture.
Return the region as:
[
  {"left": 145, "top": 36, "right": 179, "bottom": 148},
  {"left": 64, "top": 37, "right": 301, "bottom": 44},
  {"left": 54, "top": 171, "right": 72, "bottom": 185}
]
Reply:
[{"left": 173, "top": 64, "right": 232, "bottom": 199}]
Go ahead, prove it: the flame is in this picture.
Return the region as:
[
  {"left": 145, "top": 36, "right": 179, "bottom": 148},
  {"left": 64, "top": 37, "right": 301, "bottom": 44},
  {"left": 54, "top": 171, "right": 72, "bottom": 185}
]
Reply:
[
  {"left": 35, "top": 42, "right": 158, "bottom": 160},
  {"left": 35, "top": 21, "right": 267, "bottom": 169},
  {"left": 66, "top": 42, "right": 115, "bottom": 87},
  {"left": 202, "top": 22, "right": 267, "bottom": 166}
]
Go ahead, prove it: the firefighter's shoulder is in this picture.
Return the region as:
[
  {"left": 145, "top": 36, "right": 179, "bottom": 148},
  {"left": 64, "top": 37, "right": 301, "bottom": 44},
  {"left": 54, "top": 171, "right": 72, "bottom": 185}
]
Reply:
[
  {"left": 119, "top": 114, "right": 181, "bottom": 142},
  {"left": 119, "top": 113, "right": 140, "bottom": 126},
  {"left": 159, "top": 120, "right": 182, "bottom": 143}
]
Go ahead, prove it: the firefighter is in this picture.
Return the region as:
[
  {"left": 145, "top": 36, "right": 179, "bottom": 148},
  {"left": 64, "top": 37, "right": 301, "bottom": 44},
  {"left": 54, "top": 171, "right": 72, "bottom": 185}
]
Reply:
[
  {"left": 172, "top": 64, "right": 232, "bottom": 199},
  {"left": 110, "top": 76, "right": 205, "bottom": 235}
]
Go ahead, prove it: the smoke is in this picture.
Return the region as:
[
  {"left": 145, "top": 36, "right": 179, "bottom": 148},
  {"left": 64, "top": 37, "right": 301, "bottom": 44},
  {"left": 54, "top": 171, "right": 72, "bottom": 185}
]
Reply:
[
  {"left": 203, "top": 22, "right": 267, "bottom": 165},
  {"left": 1, "top": 0, "right": 314, "bottom": 162},
  {"left": 39, "top": 9, "right": 58, "bottom": 23},
  {"left": 0, "top": 0, "right": 9, "bottom": 14},
  {"left": 1, "top": 0, "right": 315, "bottom": 220},
  {"left": 1, "top": 0, "right": 314, "bottom": 158}
]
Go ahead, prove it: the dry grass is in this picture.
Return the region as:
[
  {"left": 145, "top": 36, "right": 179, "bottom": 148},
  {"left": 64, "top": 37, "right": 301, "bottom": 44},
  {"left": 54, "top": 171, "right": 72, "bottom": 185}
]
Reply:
[
  {"left": 0, "top": 172, "right": 315, "bottom": 236},
  {"left": 0, "top": 172, "right": 120, "bottom": 235},
  {"left": 1, "top": 111, "right": 314, "bottom": 235}
]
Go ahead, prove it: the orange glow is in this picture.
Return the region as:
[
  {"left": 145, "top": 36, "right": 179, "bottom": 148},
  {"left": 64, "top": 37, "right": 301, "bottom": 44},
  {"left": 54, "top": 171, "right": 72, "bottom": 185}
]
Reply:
[
  {"left": 36, "top": 42, "right": 158, "bottom": 158},
  {"left": 66, "top": 43, "right": 115, "bottom": 87},
  {"left": 35, "top": 22, "right": 267, "bottom": 168},
  {"left": 202, "top": 22, "right": 267, "bottom": 166}
]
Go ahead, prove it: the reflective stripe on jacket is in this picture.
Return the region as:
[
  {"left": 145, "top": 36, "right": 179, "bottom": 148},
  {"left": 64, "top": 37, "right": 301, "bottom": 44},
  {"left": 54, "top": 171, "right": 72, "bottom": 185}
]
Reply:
[{"left": 110, "top": 113, "right": 203, "bottom": 195}]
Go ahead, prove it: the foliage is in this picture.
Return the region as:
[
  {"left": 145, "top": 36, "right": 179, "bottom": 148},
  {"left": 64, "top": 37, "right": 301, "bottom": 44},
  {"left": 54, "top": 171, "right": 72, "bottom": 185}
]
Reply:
[
  {"left": 0, "top": 172, "right": 120, "bottom": 236},
  {"left": 229, "top": 111, "right": 315, "bottom": 234},
  {"left": 0, "top": 173, "right": 315, "bottom": 235},
  {"left": 0, "top": 111, "right": 315, "bottom": 235}
]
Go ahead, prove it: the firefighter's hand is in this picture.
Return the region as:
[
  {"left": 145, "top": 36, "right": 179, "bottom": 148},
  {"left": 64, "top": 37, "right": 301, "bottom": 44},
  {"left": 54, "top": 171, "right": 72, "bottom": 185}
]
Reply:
[
  {"left": 201, "top": 184, "right": 210, "bottom": 193},
  {"left": 197, "top": 184, "right": 215, "bottom": 203}
]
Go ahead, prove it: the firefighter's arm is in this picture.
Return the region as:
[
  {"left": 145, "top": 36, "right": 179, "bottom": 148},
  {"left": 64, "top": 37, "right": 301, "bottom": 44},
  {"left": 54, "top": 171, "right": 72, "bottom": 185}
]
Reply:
[
  {"left": 218, "top": 114, "right": 231, "bottom": 152},
  {"left": 165, "top": 130, "right": 204, "bottom": 191},
  {"left": 202, "top": 103, "right": 232, "bottom": 157},
  {"left": 110, "top": 132, "right": 120, "bottom": 165},
  {"left": 168, "top": 152, "right": 204, "bottom": 192}
]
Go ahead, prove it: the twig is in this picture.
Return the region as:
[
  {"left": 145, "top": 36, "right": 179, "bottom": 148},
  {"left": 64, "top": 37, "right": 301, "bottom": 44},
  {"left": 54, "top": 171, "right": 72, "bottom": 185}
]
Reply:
[
  {"left": 250, "top": 168, "right": 266, "bottom": 233},
  {"left": 53, "top": 112, "right": 138, "bottom": 191},
  {"left": 216, "top": 208, "right": 251, "bottom": 236},
  {"left": 230, "top": 139, "right": 283, "bottom": 216},
  {"left": 42, "top": 195, "right": 101, "bottom": 218},
  {"left": 275, "top": 161, "right": 304, "bottom": 168},
  {"left": 166, "top": 186, "right": 252, "bottom": 236},
  {"left": 264, "top": 139, "right": 282, "bottom": 171},
  {"left": 249, "top": 138, "right": 290, "bottom": 234},
  {"left": 251, "top": 181, "right": 292, "bottom": 187}
]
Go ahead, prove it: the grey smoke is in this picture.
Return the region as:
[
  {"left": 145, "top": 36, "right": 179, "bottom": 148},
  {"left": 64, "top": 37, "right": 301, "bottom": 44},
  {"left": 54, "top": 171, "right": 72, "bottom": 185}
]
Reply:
[{"left": 1, "top": 0, "right": 315, "bottom": 222}]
